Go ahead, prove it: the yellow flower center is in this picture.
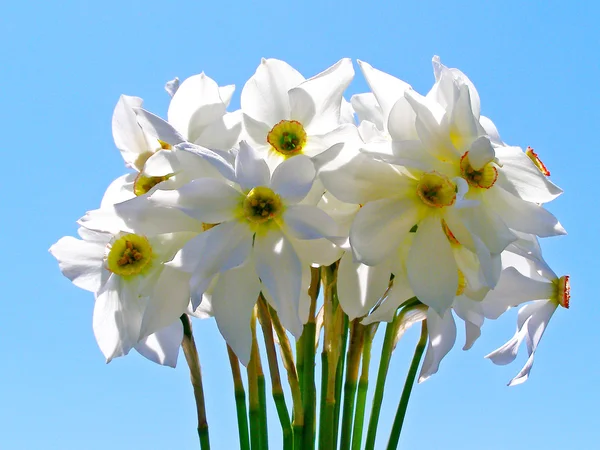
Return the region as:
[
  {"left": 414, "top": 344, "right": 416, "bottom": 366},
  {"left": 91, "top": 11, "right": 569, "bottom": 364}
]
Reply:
[
  {"left": 133, "top": 173, "right": 174, "bottom": 196},
  {"left": 416, "top": 172, "right": 457, "bottom": 208},
  {"left": 267, "top": 120, "right": 307, "bottom": 157},
  {"left": 460, "top": 151, "right": 498, "bottom": 189},
  {"left": 553, "top": 275, "right": 570, "bottom": 309},
  {"left": 242, "top": 186, "right": 283, "bottom": 225},
  {"left": 526, "top": 147, "right": 550, "bottom": 177},
  {"left": 106, "top": 234, "right": 154, "bottom": 277}
]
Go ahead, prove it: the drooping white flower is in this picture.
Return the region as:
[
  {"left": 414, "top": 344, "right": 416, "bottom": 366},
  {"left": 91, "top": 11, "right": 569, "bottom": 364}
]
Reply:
[
  {"left": 50, "top": 225, "right": 194, "bottom": 362},
  {"left": 484, "top": 255, "right": 570, "bottom": 386},
  {"left": 241, "top": 58, "right": 356, "bottom": 170},
  {"left": 150, "top": 142, "right": 339, "bottom": 364}
]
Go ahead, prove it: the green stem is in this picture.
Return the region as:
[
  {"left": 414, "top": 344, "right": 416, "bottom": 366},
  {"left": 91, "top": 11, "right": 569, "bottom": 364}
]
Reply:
[
  {"left": 257, "top": 371, "right": 269, "bottom": 450},
  {"left": 180, "top": 315, "right": 210, "bottom": 450},
  {"left": 269, "top": 306, "right": 304, "bottom": 450},
  {"left": 333, "top": 313, "right": 349, "bottom": 449},
  {"left": 339, "top": 321, "right": 365, "bottom": 450},
  {"left": 363, "top": 299, "right": 419, "bottom": 450},
  {"left": 248, "top": 310, "right": 264, "bottom": 450},
  {"left": 351, "top": 324, "right": 377, "bottom": 450},
  {"left": 302, "top": 266, "right": 320, "bottom": 450},
  {"left": 257, "top": 298, "right": 292, "bottom": 450},
  {"left": 227, "top": 345, "right": 250, "bottom": 450},
  {"left": 318, "top": 350, "right": 328, "bottom": 450},
  {"left": 386, "top": 321, "right": 428, "bottom": 450}
]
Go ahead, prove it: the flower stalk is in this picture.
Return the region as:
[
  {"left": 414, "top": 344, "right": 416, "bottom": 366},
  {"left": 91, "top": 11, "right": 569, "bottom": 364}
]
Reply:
[
  {"left": 257, "top": 297, "right": 293, "bottom": 450},
  {"left": 351, "top": 322, "right": 378, "bottom": 450},
  {"left": 386, "top": 321, "right": 429, "bottom": 450},
  {"left": 269, "top": 305, "right": 305, "bottom": 450},
  {"left": 226, "top": 345, "right": 250, "bottom": 450},
  {"left": 301, "top": 266, "right": 321, "bottom": 450},
  {"left": 339, "top": 319, "right": 365, "bottom": 450},
  {"left": 180, "top": 314, "right": 210, "bottom": 450}
]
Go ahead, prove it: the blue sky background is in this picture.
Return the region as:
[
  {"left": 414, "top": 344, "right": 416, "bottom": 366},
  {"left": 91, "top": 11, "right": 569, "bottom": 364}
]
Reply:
[{"left": 1, "top": 1, "right": 597, "bottom": 448}]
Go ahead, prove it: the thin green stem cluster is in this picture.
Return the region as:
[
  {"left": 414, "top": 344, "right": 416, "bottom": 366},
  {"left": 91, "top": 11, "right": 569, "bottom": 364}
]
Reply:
[{"left": 183, "top": 269, "right": 428, "bottom": 450}]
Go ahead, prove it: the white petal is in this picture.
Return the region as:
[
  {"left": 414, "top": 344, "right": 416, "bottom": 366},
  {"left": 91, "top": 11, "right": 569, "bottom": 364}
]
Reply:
[
  {"left": 338, "top": 252, "right": 392, "bottom": 320},
  {"left": 453, "top": 297, "right": 484, "bottom": 350},
  {"left": 495, "top": 145, "right": 563, "bottom": 203},
  {"left": 407, "top": 216, "right": 458, "bottom": 315},
  {"left": 135, "top": 320, "right": 183, "bottom": 368},
  {"left": 459, "top": 201, "right": 517, "bottom": 254},
  {"left": 212, "top": 262, "right": 261, "bottom": 366},
  {"left": 289, "top": 58, "right": 354, "bottom": 134},
  {"left": 363, "top": 271, "right": 415, "bottom": 325},
  {"left": 449, "top": 83, "right": 480, "bottom": 149},
  {"left": 467, "top": 136, "right": 495, "bottom": 170},
  {"left": 114, "top": 198, "right": 203, "bottom": 235},
  {"left": 507, "top": 300, "right": 557, "bottom": 385},
  {"left": 357, "top": 60, "right": 411, "bottom": 128},
  {"left": 176, "top": 143, "right": 237, "bottom": 182},
  {"left": 49, "top": 236, "right": 109, "bottom": 293},
  {"left": 320, "top": 152, "right": 406, "bottom": 205},
  {"left": 418, "top": 309, "right": 456, "bottom": 382},
  {"left": 167, "top": 72, "right": 226, "bottom": 141},
  {"left": 165, "top": 77, "right": 180, "bottom": 97},
  {"left": 283, "top": 205, "right": 338, "bottom": 240},
  {"left": 134, "top": 108, "right": 185, "bottom": 146},
  {"left": 387, "top": 95, "right": 418, "bottom": 141},
  {"left": 112, "top": 95, "right": 151, "bottom": 169},
  {"left": 100, "top": 173, "right": 136, "bottom": 208},
  {"left": 241, "top": 58, "right": 304, "bottom": 125},
  {"left": 481, "top": 267, "right": 554, "bottom": 319},
  {"left": 236, "top": 141, "right": 271, "bottom": 190},
  {"left": 486, "top": 187, "right": 566, "bottom": 237},
  {"left": 479, "top": 115, "right": 503, "bottom": 145},
  {"left": 93, "top": 275, "right": 145, "bottom": 362},
  {"left": 169, "top": 221, "right": 253, "bottom": 278},
  {"left": 254, "top": 229, "right": 303, "bottom": 338},
  {"left": 271, "top": 154, "right": 315, "bottom": 203},
  {"left": 195, "top": 110, "right": 242, "bottom": 151},
  {"left": 150, "top": 177, "right": 240, "bottom": 224},
  {"left": 351, "top": 93, "right": 383, "bottom": 130},
  {"left": 350, "top": 198, "right": 419, "bottom": 266},
  {"left": 140, "top": 267, "right": 191, "bottom": 340},
  {"left": 404, "top": 89, "right": 457, "bottom": 161}
]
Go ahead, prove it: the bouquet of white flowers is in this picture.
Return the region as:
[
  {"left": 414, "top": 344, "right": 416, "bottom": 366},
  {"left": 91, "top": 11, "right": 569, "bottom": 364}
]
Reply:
[{"left": 50, "top": 56, "right": 568, "bottom": 450}]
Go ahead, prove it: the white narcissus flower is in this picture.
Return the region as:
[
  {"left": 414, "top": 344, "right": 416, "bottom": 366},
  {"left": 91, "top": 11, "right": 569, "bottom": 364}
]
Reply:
[
  {"left": 484, "top": 255, "right": 570, "bottom": 386},
  {"left": 150, "top": 142, "right": 339, "bottom": 364},
  {"left": 241, "top": 58, "right": 356, "bottom": 170},
  {"left": 50, "top": 225, "right": 194, "bottom": 363}
]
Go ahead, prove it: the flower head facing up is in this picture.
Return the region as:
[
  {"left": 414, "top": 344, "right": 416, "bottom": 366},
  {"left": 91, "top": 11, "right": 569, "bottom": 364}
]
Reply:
[
  {"left": 106, "top": 234, "right": 154, "bottom": 277},
  {"left": 267, "top": 120, "right": 307, "bottom": 157},
  {"left": 416, "top": 172, "right": 457, "bottom": 208}
]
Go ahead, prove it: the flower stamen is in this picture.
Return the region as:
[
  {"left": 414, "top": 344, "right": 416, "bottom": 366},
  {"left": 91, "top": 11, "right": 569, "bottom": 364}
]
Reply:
[
  {"left": 134, "top": 173, "right": 174, "bottom": 196},
  {"left": 106, "top": 234, "right": 153, "bottom": 277},
  {"left": 242, "top": 186, "right": 283, "bottom": 224}
]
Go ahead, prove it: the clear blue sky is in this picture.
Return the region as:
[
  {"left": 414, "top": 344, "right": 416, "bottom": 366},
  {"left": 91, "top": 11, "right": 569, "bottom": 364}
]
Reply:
[{"left": 1, "top": 1, "right": 597, "bottom": 448}]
